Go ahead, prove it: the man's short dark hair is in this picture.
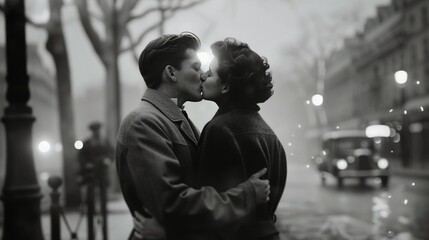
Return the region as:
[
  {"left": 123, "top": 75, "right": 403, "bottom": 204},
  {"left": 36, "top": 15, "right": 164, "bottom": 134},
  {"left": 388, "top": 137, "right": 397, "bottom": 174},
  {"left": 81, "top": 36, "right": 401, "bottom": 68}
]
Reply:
[{"left": 139, "top": 32, "right": 201, "bottom": 89}]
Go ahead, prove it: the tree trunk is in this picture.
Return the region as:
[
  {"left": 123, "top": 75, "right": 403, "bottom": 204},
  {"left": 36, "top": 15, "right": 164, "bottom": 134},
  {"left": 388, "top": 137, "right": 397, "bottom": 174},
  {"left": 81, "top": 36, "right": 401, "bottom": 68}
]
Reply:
[
  {"left": 46, "top": 0, "right": 80, "bottom": 207},
  {"left": 102, "top": 4, "right": 121, "bottom": 146},
  {"left": 103, "top": 5, "right": 121, "bottom": 192}
]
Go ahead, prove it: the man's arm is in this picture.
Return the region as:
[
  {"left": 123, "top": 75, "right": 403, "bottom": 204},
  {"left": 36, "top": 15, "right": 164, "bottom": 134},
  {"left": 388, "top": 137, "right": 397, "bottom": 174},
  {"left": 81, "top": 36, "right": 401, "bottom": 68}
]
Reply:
[{"left": 127, "top": 117, "right": 264, "bottom": 231}]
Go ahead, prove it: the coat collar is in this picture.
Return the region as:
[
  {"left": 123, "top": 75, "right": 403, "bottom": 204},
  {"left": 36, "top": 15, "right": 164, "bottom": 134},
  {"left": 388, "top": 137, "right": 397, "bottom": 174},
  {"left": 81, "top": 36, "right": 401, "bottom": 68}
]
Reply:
[
  {"left": 214, "top": 102, "right": 260, "bottom": 118},
  {"left": 141, "top": 88, "right": 198, "bottom": 145}
]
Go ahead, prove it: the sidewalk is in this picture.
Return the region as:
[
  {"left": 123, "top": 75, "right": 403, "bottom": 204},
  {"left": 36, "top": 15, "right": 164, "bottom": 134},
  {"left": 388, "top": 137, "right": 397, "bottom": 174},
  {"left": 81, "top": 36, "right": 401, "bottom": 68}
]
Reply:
[
  {"left": 41, "top": 194, "right": 133, "bottom": 240},
  {"left": 392, "top": 168, "right": 429, "bottom": 180}
]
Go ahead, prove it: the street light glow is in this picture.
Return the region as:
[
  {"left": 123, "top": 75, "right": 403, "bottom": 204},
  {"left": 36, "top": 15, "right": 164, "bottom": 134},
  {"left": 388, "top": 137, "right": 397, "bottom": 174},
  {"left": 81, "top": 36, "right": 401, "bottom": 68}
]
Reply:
[
  {"left": 40, "top": 172, "right": 50, "bottom": 182},
  {"left": 197, "top": 51, "right": 214, "bottom": 71},
  {"left": 311, "top": 94, "right": 323, "bottom": 106},
  {"left": 394, "top": 70, "right": 408, "bottom": 85},
  {"left": 74, "top": 140, "right": 83, "bottom": 150},
  {"left": 38, "top": 141, "right": 51, "bottom": 153},
  {"left": 366, "top": 125, "right": 391, "bottom": 138}
]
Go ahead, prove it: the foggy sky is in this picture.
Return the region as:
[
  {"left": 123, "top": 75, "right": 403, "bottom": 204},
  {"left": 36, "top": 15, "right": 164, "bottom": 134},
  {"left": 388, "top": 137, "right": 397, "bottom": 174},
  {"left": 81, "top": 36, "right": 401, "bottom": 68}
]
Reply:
[{"left": 0, "top": 0, "right": 389, "bottom": 132}]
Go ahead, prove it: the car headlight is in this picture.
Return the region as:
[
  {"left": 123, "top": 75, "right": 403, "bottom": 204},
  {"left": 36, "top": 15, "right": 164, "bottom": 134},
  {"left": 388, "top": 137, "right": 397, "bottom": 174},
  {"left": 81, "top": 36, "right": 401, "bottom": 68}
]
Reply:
[
  {"left": 347, "top": 156, "right": 355, "bottom": 163},
  {"left": 336, "top": 159, "right": 348, "bottom": 170},
  {"left": 377, "top": 158, "right": 389, "bottom": 169}
]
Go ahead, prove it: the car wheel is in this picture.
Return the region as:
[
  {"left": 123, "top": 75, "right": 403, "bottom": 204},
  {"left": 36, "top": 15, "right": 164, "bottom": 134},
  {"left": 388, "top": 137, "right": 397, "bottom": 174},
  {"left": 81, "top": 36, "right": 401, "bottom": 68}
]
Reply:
[
  {"left": 337, "top": 177, "right": 343, "bottom": 189},
  {"left": 381, "top": 176, "right": 389, "bottom": 188}
]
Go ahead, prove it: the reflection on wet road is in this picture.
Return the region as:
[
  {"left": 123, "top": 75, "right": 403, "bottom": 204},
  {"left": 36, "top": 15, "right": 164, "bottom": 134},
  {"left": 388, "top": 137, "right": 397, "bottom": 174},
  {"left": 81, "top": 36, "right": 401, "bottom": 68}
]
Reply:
[{"left": 276, "top": 160, "right": 429, "bottom": 240}]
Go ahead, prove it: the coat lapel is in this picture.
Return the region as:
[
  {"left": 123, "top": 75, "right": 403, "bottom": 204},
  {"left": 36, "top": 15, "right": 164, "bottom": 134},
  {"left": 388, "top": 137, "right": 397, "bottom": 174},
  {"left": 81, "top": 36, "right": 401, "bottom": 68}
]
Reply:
[{"left": 141, "top": 89, "right": 198, "bottom": 146}]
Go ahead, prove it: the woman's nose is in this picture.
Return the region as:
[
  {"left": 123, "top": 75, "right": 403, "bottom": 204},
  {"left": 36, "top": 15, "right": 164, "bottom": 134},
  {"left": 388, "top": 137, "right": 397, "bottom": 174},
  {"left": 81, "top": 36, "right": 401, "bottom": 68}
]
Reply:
[{"left": 200, "top": 72, "right": 207, "bottom": 82}]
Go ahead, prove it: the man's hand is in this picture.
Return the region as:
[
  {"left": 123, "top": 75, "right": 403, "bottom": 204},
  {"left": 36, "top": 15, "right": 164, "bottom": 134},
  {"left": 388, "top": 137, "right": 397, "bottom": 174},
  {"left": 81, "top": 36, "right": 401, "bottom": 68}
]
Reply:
[
  {"left": 133, "top": 211, "right": 166, "bottom": 239},
  {"left": 248, "top": 168, "right": 270, "bottom": 204}
]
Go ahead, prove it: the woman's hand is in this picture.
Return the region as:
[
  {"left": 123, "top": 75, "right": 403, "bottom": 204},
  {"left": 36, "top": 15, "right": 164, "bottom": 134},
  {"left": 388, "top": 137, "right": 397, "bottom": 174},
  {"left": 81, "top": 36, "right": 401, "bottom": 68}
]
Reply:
[
  {"left": 133, "top": 210, "right": 166, "bottom": 239},
  {"left": 248, "top": 168, "right": 270, "bottom": 204}
]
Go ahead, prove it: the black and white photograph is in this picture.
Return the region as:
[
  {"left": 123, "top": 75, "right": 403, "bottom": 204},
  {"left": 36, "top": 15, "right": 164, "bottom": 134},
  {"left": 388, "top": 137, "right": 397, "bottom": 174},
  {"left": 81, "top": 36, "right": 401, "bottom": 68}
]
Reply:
[{"left": 1, "top": 0, "right": 429, "bottom": 239}]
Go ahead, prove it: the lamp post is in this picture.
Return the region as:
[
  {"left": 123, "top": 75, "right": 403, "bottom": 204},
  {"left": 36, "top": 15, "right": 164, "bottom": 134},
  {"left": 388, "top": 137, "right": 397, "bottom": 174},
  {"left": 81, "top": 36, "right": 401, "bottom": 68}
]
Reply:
[
  {"left": 1, "top": 0, "right": 44, "bottom": 239},
  {"left": 394, "top": 70, "right": 409, "bottom": 167},
  {"left": 311, "top": 94, "right": 324, "bottom": 107},
  {"left": 311, "top": 94, "right": 328, "bottom": 128}
]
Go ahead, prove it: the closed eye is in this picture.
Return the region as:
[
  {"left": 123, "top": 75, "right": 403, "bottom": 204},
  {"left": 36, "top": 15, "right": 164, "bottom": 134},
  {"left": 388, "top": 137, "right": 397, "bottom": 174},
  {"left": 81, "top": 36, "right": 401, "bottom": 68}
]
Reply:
[{"left": 192, "top": 62, "right": 202, "bottom": 72}]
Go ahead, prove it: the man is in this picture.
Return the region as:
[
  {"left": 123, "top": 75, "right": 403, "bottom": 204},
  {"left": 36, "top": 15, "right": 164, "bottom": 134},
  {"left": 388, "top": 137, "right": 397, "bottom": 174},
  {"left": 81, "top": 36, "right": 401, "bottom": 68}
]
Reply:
[
  {"left": 79, "top": 122, "right": 114, "bottom": 185},
  {"left": 116, "top": 33, "right": 270, "bottom": 240}
]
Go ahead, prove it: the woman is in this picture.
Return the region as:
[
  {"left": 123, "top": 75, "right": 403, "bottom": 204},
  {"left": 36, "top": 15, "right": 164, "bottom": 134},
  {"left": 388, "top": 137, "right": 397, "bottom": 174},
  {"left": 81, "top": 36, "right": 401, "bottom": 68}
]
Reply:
[
  {"left": 194, "top": 38, "right": 287, "bottom": 240},
  {"left": 134, "top": 38, "right": 287, "bottom": 240}
]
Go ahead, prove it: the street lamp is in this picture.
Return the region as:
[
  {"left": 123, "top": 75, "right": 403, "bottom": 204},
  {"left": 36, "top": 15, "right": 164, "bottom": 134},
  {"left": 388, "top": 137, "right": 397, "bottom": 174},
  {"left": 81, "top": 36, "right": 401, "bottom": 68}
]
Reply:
[
  {"left": 74, "top": 140, "right": 84, "bottom": 150},
  {"left": 311, "top": 94, "right": 324, "bottom": 106},
  {"left": 394, "top": 70, "right": 408, "bottom": 85},
  {"left": 38, "top": 141, "right": 51, "bottom": 153},
  {"left": 1, "top": 0, "right": 45, "bottom": 238},
  {"left": 394, "top": 70, "right": 409, "bottom": 167}
]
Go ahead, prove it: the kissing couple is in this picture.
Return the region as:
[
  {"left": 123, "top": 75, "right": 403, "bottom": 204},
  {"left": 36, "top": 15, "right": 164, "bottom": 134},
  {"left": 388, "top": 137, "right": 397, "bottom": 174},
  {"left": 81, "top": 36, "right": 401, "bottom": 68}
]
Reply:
[{"left": 116, "top": 32, "right": 287, "bottom": 240}]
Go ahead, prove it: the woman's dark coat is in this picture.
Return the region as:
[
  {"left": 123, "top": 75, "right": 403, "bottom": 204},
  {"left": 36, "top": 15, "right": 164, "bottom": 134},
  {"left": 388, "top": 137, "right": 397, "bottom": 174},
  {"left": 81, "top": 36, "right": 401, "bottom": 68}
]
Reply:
[{"left": 195, "top": 104, "right": 287, "bottom": 240}]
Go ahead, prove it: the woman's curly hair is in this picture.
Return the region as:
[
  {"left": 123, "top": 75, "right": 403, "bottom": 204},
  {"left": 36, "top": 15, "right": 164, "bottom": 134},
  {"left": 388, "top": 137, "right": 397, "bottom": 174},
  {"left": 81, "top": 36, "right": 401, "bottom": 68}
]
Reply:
[{"left": 211, "top": 38, "right": 273, "bottom": 104}]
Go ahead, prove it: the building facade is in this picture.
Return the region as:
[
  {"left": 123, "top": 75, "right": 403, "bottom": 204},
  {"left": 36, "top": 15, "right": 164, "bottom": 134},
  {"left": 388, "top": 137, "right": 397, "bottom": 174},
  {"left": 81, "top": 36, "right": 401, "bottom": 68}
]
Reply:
[{"left": 324, "top": 0, "right": 429, "bottom": 171}]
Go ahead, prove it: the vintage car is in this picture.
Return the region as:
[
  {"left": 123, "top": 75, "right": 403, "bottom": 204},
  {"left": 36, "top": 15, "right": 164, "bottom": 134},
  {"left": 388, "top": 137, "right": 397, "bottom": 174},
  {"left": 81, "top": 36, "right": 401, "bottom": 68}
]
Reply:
[{"left": 314, "top": 130, "right": 390, "bottom": 188}]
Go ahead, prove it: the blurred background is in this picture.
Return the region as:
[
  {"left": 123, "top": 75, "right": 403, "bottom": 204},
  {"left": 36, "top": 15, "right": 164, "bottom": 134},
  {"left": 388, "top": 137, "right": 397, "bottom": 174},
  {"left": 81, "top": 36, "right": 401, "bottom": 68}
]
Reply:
[{"left": 1, "top": 0, "right": 429, "bottom": 239}]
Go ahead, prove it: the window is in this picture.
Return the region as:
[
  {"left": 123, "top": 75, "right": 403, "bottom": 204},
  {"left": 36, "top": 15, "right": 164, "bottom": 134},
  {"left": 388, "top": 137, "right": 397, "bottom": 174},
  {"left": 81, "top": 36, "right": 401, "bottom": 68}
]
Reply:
[
  {"left": 422, "top": 6, "right": 428, "bottom": 28},
  {"left": 424, "top": 38, "right": 429, "bottom": 60},
  {"left": 425, "top": 66, "right": 429, "bottom": 93},
  {"left": 409, "top": 15, "right": 415, "bottom": 30},
  {"left": 409, "top": 44, "right": 417, "bottom": 65}
]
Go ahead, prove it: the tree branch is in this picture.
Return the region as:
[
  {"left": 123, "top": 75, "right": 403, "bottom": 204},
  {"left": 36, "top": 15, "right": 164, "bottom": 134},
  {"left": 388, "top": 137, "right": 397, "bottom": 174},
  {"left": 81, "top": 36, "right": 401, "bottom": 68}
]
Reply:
[
  {"left": 27, "top": 17, "right": 49, "bottom": 29},
  {"left": 166, "top": 0, "right": 205, "bottom": 15},
  {"left": 120, "top": 0, "right": 206, "bottom": 53},
  {"left": 96, "top": 0, "right": 111, "bottom": 19},
  {"left": 126, "top": 7, "right": 159, "bottom": 23},
  {"left": 1, "top": 3, "right": 48, "bottom": 29},
  {"left": 89, "top": 10, "right": 104, "bottom": 23},
  {"left": 120, "top": 21, "right": 163, "bottom": 53},
  {"left": 118, "top": 0, "right": 139, "bottom": 22},
  {"left": 126, "top": 0, "right": 206, "bottom": 24},
  {"left": 123, "top": 27, "right": 140, "bottom": 64},
  {"left": 75, "top": 0, "right": 107, "bottom": 65}
]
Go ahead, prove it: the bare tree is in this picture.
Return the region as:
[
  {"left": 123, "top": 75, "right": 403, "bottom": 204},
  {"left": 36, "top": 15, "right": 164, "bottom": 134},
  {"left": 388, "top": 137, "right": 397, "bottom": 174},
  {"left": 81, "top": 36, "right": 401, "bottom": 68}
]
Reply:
[
  {"left": 1, "top": 0, "right": 80, "bottom": 206},
  {"left": 74, "top": 0, "right": 207, "bottom": 145},
  {"left": 283, "top": 3, "right": 368, "bottom": 129}
]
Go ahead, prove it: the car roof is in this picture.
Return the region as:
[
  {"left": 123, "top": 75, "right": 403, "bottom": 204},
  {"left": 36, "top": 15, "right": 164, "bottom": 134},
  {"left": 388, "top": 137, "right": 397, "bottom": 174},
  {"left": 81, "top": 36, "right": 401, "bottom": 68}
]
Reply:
[{"left": 322, "top": 130, "right": 368, "bottom": 140}]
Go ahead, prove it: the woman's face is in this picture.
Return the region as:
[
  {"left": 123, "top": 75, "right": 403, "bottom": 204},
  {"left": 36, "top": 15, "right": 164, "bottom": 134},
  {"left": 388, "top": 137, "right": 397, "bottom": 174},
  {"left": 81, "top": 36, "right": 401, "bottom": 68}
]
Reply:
[{"left": 201, "top": 58, "right": 227, "bottom": 103}]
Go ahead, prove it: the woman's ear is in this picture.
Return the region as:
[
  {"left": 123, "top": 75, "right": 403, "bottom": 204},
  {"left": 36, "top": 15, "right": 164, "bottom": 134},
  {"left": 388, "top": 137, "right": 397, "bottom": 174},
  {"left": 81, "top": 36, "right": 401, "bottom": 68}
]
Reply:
[
  {"left": 165, "top": 65, "right": 177, "bottom": 82},
  {"left": 221, "top": 83, "right": 230, "bottom": 94}
]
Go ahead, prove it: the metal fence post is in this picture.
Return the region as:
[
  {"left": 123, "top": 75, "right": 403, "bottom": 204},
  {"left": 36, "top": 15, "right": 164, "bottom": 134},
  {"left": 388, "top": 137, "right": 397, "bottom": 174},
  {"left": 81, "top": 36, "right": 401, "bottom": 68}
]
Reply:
[
  {"left": 99, "top": 159, "right": 110, "bottom": 240},
  {"left": 48, "top": 176, "right": 63, "bottom": 240},
  {"left": 86, "top": 163, "right": 95, "bottom": 240}
]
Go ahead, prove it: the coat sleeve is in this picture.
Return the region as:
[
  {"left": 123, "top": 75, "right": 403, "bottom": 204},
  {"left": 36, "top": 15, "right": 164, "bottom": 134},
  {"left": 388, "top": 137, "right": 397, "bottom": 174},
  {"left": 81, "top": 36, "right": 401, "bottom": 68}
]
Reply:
[{"left": 126, "top": 116, "right": 256, "bottom": 231}]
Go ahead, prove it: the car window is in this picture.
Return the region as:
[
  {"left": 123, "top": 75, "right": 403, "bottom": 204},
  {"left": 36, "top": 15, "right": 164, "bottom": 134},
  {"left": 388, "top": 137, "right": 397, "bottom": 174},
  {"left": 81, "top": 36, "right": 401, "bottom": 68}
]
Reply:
[{"left": 333, "top": 138, "right": 374, "bottom": 156}]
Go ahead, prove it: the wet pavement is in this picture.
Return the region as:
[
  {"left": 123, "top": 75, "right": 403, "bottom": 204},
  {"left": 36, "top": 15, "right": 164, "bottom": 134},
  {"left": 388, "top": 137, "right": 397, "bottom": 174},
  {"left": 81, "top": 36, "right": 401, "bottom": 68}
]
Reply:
[
  {"left": 2, "top": 160, "right": 429, "bottom": 240},
  {"left": 276, "top": 160, "right": 429, "bottom": 240}
]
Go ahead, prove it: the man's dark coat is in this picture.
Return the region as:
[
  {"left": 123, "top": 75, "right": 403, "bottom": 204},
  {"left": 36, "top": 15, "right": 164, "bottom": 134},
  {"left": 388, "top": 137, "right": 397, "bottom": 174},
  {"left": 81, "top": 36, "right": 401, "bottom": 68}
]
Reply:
[{"left": 116, "top": 89, "right": 257, "bottom": 239}]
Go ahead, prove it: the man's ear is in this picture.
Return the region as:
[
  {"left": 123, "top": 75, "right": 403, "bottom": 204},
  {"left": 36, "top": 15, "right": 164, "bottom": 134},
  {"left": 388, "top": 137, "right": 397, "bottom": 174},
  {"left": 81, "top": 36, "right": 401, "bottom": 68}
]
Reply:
[
  {"left": 165, "top": 65, "right": 177, "bottom": 82},
  {"left": 221, "top": 83, "right": 230, "bottom": 94}
]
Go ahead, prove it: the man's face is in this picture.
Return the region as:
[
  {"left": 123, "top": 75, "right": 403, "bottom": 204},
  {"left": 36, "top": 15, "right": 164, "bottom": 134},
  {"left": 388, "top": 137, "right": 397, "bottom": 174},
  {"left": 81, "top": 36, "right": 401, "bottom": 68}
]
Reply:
[{"left": 175, "top": 49, "right": 203, "bottom": 102}]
